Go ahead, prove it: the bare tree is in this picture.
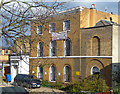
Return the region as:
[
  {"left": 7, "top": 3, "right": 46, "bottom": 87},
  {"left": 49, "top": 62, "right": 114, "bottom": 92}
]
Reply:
[{"left": 1, "top": 0, "right": 65, "bottom": 45}]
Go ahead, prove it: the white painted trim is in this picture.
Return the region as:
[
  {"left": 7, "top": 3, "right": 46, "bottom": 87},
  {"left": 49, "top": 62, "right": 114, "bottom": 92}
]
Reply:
[
  {"left": 0, "top": 64, "right": 10, "bottom": 66},
  {"left": 63, "top": 21, "right": 65, "bottom": 31},
  {"left": 10, "top": 59, "right": 20, "bottom": 61},
  {"left": 30, "top": 56, "right": 113, "bottom": 59},
  {"left": 64, "top": 40, "right": 66, "bottom": 56},
  {"left": 37, "top": 42, "right": 40, "bottom": 57},
  {"left": 11, "top": 63, "right": 18, "bottom": 65},
  {"left": 59, "top": 6, "right": 83, "bottom": 14},
  {"left": 37, "top": 25, "right": 42, "bottom": 35},
  {"left": 49, "top": 24, "right": 52, "bottom": 33},
  {"left": 37, "top": 66, "right": 39, "bottom": 78},
  {"left": 31, "top": 6, "right": 83, "bottom": 20},
  {"left": 49, "top": 65, "right": 56, "bottom": 82},
  {"left": 91, "top": 66, "right": 100, "bottom": 75},
  {"left": 50, "top": 42, "right": 52, "bottom": 56},
  {"left": 49, "top": 81, "right": 56, "bottom": 82}
]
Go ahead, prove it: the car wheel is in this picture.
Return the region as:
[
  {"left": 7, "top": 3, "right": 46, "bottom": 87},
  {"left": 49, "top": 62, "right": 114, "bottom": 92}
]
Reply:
[
  {"left": 23, "top": 82, "right": 26, "bottom": 87},
  {"left": 28, "top": 84, "right": 31, "bottom": 89},
  {"left": 14, "top": 82, "right": 18, "bottom": 86},
  {"left": 17, "top": 82, "right": 20, "bottom": 86},
  {"left": 20, "top": 82, "right": 24, "bottom": 87}
]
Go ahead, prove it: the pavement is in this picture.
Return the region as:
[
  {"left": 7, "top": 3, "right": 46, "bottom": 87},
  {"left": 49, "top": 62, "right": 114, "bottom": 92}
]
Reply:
[
  {"left": 0, "top": 82, "right": 13, "bottom": 87},
  {"left": 26, "top": 87, "right": 65, "bottom": 93},
  {"left": 0, "top": 83, "right": 65, "bottom": 93}
]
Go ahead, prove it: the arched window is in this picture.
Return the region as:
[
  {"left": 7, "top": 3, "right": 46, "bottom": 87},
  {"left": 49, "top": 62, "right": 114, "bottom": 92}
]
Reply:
[
  {"left": 37, "top": 42, "right": 43, "bottom": 57},
  {"left": 92, "top": 36, "right": 100, "bottom": 56},
  {"left": 91, "top": 66, "right": 100, "bottom": 75},
  {"left": 49, "top": 65, "right": 56, "bottom": 81},
  {"left": 63, "top": 65, "right": 71, "bottom": 82},
  {"left": 64, "top": 39, "right": 71, "bottom": 56},
  {"left": 37, "top": 65, "right": 43, "bottom": 79},
  {"left": 50, "top": 40, "right": 56, "bottom": 56}
]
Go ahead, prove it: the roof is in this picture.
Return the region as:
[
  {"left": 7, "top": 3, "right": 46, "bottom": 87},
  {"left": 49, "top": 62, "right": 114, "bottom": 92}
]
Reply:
[
  {"left": 81, "top": 24, "right": 113, "bottom": 29},
  {"left": 95, "top": 19, "right": 118, "bottom": 27},
  {"left": 81, "top": 19, "right": 119, "bottom": 29},
  {"left": 31, "top": 6, "right": 84, "bottom": 20}
]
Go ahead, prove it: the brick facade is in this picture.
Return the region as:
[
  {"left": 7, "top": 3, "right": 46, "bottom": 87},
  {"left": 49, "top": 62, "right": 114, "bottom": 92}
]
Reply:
[{"left": 30, "top": 6, "right": 118, "bottom": 87}]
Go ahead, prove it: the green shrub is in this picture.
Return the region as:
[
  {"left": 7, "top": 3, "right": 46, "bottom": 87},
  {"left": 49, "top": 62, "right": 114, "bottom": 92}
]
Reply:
[
  {"left": 42, "top": 80, "right": 64, "bottom": 89},
  {"left": 42, "top": 80, "right": 51, "bottom": 87},
  {"left": 50, "top": 82, "right": 64, "bottom": 89},
  {"left": 64, "top": 74, "right": 109, "bottom": 93},
  {"left": 42, "top": 75, "right": 109, "bottom": 93}
]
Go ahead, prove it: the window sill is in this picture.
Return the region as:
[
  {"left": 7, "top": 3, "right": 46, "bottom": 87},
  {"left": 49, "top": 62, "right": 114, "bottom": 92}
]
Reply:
[
  {"left": 49, "top": 31, "right": 55, "bottom": 34},
  {"left": 63, "top": 30, "right": 70, "bottom": 32},
  {"left": 49, "top": 81, "right": 56, "bottom": 82},
  {"left": 37, "top": 56, "right": 43, "bottom": 57},
  {"left": 37, "top": 34, "right": 43, "bottom": 35}
]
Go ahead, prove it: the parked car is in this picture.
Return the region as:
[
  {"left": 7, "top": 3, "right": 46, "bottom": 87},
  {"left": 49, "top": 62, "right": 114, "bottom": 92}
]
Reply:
[{"left": 14, "top": 74, "right": 42, "bottom": 88}]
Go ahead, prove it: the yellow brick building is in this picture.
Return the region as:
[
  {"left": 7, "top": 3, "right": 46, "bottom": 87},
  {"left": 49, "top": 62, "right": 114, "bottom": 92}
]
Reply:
[
  {"left": 30, "top": 5, "right": 119, "bottom": 87},
  {"left": 13, "top": 36, "right": 31, "bottom": 55},
  {"left": 0, "top": 47, "right": 12, "bottom": 76}
]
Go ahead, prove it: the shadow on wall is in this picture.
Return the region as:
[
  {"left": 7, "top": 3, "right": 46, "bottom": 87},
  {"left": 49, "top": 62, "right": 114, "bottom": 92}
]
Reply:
[
  {"left": 100, "top": 63, "right": 120, "bottom": 88},
  {"left": 100, "top": 63, "right": 112, "bottom": 87}
]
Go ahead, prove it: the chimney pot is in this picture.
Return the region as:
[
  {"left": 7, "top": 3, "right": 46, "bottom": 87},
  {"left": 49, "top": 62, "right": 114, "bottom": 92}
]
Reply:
[{"left": 91, "top": 4, "right": 95, "bottom": 9}]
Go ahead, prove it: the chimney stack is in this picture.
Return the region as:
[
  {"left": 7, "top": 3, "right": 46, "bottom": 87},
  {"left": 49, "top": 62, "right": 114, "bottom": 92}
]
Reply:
[{"left": 90, "top": 4, "right": 96, "bottom": 27}]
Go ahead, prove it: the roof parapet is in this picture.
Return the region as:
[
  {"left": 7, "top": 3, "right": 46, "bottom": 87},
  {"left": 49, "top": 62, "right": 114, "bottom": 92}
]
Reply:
[{"left": 58, "top": 6, "right": 83, "bottom": 14}]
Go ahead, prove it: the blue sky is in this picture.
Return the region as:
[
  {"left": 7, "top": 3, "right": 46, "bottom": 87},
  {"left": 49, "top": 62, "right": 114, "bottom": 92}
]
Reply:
[{"left": 64, "top": 2, "right": 118, "bottom": 14}]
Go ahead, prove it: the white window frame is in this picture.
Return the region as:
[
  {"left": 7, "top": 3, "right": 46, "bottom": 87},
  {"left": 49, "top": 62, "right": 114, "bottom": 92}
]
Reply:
[
  {"left": 50, "top": 42, "right": 52, "bottom": 56},
  {"left": 91, "top": 66, "right": 100, "bottom": 75},
  {"left": 50, "top": 41, "right": 56, "bottom": 56},
  {"left": 64, "top": 40, "right": 66, "bottom": 56},
  {"left": 63, "top": 66, "right": 66, "bottom": 81},
  {"left": 63, "top": 20, "right": 70, "bottom": 31},
  {"left": 37, "top": 42, "right": 43, "bottom": 57},
  {"left": 37, "top": 25, "right": 42, "bottom": 35},
  {"left": 63, "top": 65, "right": 71, "bottom": 82},
  {"left": 64, "top": 39, "right": 71, "bottom": 56},
  {"left": 37, "top": 65, "right": 43, "bottom": 79},
  {"left": 49, "top": 23, "right": 56, "bottom": 33},
  {"left": 49, "top": 65, "right": 56, "bottom": 82}
]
